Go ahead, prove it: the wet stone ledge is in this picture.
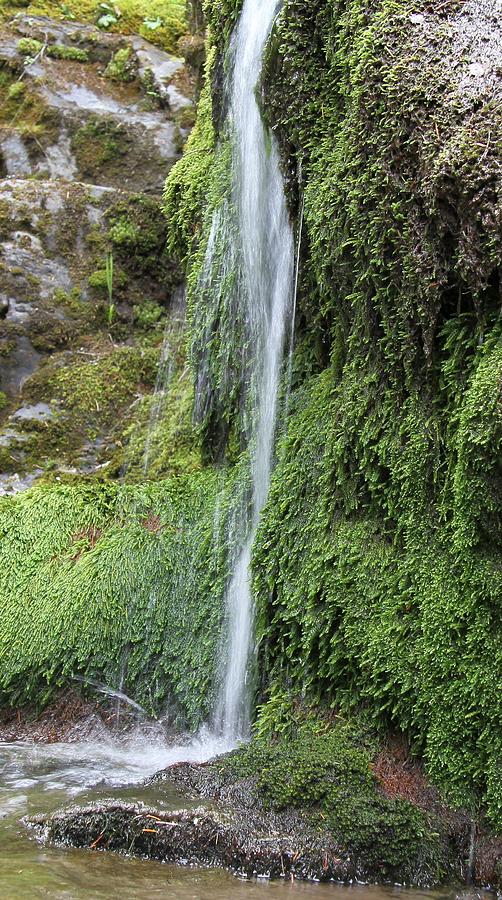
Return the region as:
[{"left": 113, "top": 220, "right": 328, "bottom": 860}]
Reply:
[{"left": 27, "top": 799, "right": 356, "bottom": 883}]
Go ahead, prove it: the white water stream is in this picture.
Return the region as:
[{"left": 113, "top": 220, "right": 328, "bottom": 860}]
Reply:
[{"left": 211, "top": 0, "right": 295, "bottom": 742}]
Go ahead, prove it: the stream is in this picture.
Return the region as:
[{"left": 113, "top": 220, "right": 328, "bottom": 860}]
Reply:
[{"left": 0, "top": 734, "right": 492, "bottom": 900}]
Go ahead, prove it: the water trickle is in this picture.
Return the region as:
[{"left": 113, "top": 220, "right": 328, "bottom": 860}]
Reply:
[
  {"left": 206, "top": 0, "right": 295, "bottom": 742},
  {"left": 143, "top": 287, "right": 186, "bottom": 476}
]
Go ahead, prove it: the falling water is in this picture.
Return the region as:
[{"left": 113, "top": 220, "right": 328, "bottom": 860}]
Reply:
[
  {"left": 143, "top": 286, "right": 185, "bottom": 476},
  {"left": 210, "top": 0, "right": 295, "bottom": 742}
]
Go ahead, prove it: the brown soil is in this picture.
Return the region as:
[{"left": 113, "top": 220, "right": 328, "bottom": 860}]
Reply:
[
  {"left": 372, "top": 743, "right": 502, "bottom": 887},
  {"left": 0, "top": 690, "right": 113, "bottom": 742}
]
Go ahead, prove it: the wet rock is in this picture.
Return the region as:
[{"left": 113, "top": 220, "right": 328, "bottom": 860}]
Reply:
[
  {"left": 0, "top": 178, "right": 159, "bottom": 395},
  {"left": 0, "top": 15, "right": 194, "bottom": 191},
  {"left": 129, "top": 35, "right": 193, "bottom": 114},
  {"left": 10, "top": 401, "right": 55, "bottom": 422},
  {"left": 11, "top": 14, "right": 124, "bottom": 65},
  {"left": 0, "top": 335, "right": 42, "bottom": 396},
  {"left": 0, "top": 469, "right": 42, "bottom": 496},
  {"left": 0, "top": 133, "right": 32, "bottom": 177},
  {"left": 0, "top": 427, "right": 28, "bottom": 447},
  {"left": 450, "top": 0, "right": 502, "bottom": 99},
  {"left": 27, "top": 800, "right": 353, "bottom": 883}
]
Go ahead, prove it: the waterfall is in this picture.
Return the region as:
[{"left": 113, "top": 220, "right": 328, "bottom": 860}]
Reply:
[{"left": 207, "top": 0, "right": 295, "bottom": 742}]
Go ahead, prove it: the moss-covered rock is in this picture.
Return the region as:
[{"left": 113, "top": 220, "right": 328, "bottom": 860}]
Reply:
[
  {"left": 164, "top": 0, "right": 502, "bottom": 832},
  {"left": 0, "top": 474, "right": 227, "bottom": 724},
  {"left": 216, "top": 718, "right": 455, "bottom": 886}
]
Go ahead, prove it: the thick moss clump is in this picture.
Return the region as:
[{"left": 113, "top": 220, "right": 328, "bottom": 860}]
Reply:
[
  {"left": 0, "top": 475, "right": 227, "bottom": 725},
  {"left": 220, "top": 712, "right": 452, "bottom": 886}
]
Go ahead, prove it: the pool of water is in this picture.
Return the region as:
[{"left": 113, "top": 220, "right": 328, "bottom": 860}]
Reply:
[{"left": 0, "top": 732, "right": 490, "bottom": 900}]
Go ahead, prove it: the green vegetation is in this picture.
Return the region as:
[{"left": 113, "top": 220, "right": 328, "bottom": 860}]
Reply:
[
  {"left": 104, "top": 46, "right": 137, "bottom": 82},
  {"left": 107, "top": 193, "right": 178, "bottom": 287},
  {"left": 253, "top": 0, "right": 502, "bottom": 828},
  {"left": 24, "top": 343, "right": 157, "bottom": 434},
  {"left": 0, "top": 66, "right": 56, "bottom": 138},
  {"left": 0, "top": 0, "right": 500, "bottom": 861},
  {"left": 47, "top": 43, "right": 89, "bottom": 61},
  {"left": 17, "top": 37, "right": 89, "bottom": 61},
  {"left": 165, "top": 0, "right": 502, "bottom": 831},
  {"left": 0, "top": 475, "right": 226, "bottom": 725},
  {"left": 105, "top": 251, "right": 115, "bottom": 325},
  {"left": 72, "top": 117, "right": 128, "bottom": 176},
  {"left": 2, "top": 0, "right": 186, "bottom": 54},
  {"left": 220, "top": 706, "right": 451, "bottom": 885}
]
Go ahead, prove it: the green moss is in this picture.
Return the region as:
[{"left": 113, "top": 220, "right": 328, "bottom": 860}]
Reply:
[
  {"left": 7, "top": 81, "right": 26, "bottom": 102},
  {"left": 221, "top": 709, "right": 451, "bottom": 885},
  {"left": 104, "top": 47, "right": 137, "bottom": 82},
  {"left": 72, "top": 117, "right": 128, "bottom": 176},
  {"left": 18, "top": 40, "right": 90, "bottom": 63},
  {"left": 137, "top": 67, "right": 160, "bottom": 107},
  {"left": 121, "top": 366, "right": 202, "bottom": 480},
  {"left": 88, "top": 266, "right": 127, "bottom": 293},
  {"left": 2, "top": 0, "right": 187, "bottom": 55},
  {"left": 165, "top": 0, "right": 501, "bottom": 830},
  {"left": 47, "top": 44, "right": 90, "bottom": 62},
  {"left": 105, "top": 193, "right": 180, "bottom": 290},
  {"left": 132, "top": 300, "right": 164, "bottom": 330},
  {"left": 0, "top": 475, "right": 226, "bottom": 725},
  {"left": 163, "top": 47, "right": 217, "bottom": 265},
  {"left": 17, "top": 37, "right": 43, "bottom": 57},
  {"left": 0, "top": 67, "right": 56, "bottom": 139}
]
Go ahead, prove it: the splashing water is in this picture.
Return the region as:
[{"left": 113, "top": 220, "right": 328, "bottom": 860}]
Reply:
[{"left": 208, "top": 0, "right": 295, "bottom": 742}]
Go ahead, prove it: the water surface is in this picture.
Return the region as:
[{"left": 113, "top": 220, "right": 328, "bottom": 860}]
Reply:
[{"left": 0, "top": 735, "right": 489, "bottom": 900}]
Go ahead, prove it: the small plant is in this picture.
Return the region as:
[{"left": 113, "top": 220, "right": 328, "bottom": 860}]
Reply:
[
  {"left": 0, "top": 391, "right": 8, "bottom": 412},
  {"left": 17, "top": 37, "right": 44, "bottom": 63},
  {"left": 104, "top": 47, "right": 137, "bottom": 83},
  {"left": 143, "top": 16, "right": 163, "bottom": 31},
  {"left": 7, "top": 82, "right": 26, "bottom": 102},
  {"left": 95, "top": 2, "right": 121, "bottom": 29},
  {"left": 59, "top": 4, "right": 77, "bottom": 20},
  {"left": 105, "top": 251, "right": 115, "bottom": 325}
]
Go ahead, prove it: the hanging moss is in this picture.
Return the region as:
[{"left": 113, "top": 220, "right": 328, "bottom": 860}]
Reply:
[
  {"left": 0, "top": 474, "right": 229, "bottom": 726},
  {"left": 239, "top": 0, "right": 502, "bottom": 828}
]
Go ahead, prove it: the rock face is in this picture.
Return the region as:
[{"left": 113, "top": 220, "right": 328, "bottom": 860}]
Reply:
[
  {"left": 0, "top": 15, "right": 193, "bottom": 190},
  {"left": 0, "top": 13, "right": 192, "bottom": 492}
]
